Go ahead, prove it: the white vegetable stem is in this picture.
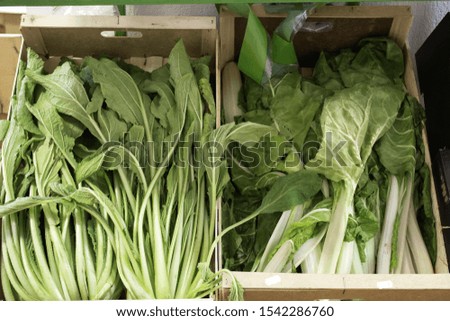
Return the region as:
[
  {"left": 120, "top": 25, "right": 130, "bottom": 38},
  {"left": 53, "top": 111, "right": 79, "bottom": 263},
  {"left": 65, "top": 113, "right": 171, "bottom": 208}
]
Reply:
[
  {"left": 407, "top": 202, "right": 434, "bottom": 274},
  {"left": 394, "top": 176, "right": 413, "bottom": 274},
  {"left": 401, "top": 242, "right": 416, "bottom": 274},
  {"left": 318, "top": 185, "right": 353, "bottom": 273},
  {"left": 377, "top": 175, "right": 399, "bottom": 273},
  {"left": 362, "top": 238, "right": 376, "bottom": 274},
  {"left": 263, "top": 240, "right": 294, "bottom": 273},
  {"left": 336, "top": 241, "right": 354, "bottom": 274},
  {"left": 301, "top": 244, "right": 322, "bottom": 274},
  {"left": 257, "top": 205, "right": 303, "bottom": 272},
  {"left": 282, "top": 226, "right": 326, "bottom": 272},
  {"left": 257, "top": 209, "right": 291, "bottom": 272},
  {"left": 351, "top": 241, "right": 364, "bottom": 274}
]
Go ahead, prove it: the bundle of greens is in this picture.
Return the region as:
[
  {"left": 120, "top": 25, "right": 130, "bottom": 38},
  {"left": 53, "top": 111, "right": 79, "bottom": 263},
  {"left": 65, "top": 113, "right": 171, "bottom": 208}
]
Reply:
[
  {"left": 221, "top": 38, "right": 436, "bottom": 275},
  {"left": 0, "top": 40, "right": 243, "bottom": 299}
]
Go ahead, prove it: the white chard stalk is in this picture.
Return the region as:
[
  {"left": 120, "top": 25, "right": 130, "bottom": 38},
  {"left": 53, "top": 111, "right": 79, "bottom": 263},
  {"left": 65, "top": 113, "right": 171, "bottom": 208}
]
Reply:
[
  {"left": 336, "top": 241, "right": 354, "bottom": 274},
  {"left": 377, "top": 175, "right": 399, "bottom": 273},
  {"left": 263, "top": 240, "right": 294, "bottom": 273},
  {"left": 394, "top": 177, "right": 413, "bottom": 274},
  {"left": 401, "top": 242, "right": 416, "bottom": 274},
  {"left": 301, "top": 244, "right": 322, "bottom": 274},
  {"left": 407, "top": 202, "right": 434, "bottom": 274},
  {"left": 222, "top": 61, "right": 243, "bottom": 123}
]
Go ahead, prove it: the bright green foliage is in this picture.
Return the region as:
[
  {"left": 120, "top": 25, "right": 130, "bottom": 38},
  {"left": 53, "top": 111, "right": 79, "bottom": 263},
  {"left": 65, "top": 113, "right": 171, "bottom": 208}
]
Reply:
[
  {"left": 222, "top": 37, "right": 436, "bottom": 276},
  {"left": 0, "top": 40, "right": 246, "bottom": 300}
]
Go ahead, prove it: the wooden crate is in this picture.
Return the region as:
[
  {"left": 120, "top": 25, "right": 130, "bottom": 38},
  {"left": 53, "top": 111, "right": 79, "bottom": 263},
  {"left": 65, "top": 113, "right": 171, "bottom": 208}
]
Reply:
[
  {"left": 0, "top": 14, "right": 21, "bottom": 300},
  {"left": 0, "top": 14, "right": 218, "bottom": 300},
  {"left": 19, "top": 14, "right": 218, "bottom": 125},
  {"left": 218, "top": 5, "right": 450, "bottom": 301},
  {"left": 0, "top": 13, "right": 20, "bottom": 34},
  {"left": 0, "top": 13, "right": 21, "bottom": 117},
  {"left": 0, "top": 36, "right": 20, "bottom": 117}
]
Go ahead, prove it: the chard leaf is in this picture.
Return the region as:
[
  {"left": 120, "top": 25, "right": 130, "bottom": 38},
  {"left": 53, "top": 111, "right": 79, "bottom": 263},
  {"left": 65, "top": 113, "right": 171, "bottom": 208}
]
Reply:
[
  {"left": 151, "top": 64, "right": 170, "bottom": 83},
  {"left": 307, "top": 83, "right": 403, "bottom": 186},
  {"left": 270, "top": 73, "right": 324, "bottom": 149},
  {"left": 34, "top": 138, "right": 62, "bottom": 192},
  {"left": 352, "top": 197, "right": 380, "bottom": 262},
  {"left": 192, "top": 57, "right": 215, "bottom": 118},
  {"left": 416, "top": 165, "right": 436, "bottom": 264},
  {"left": 227, "top": 122, "right": 277, "bottom": 146},
  {"left": 169, "top": 39, "right": 194, "bottom": 81},
  {"left": 259, "top": 170, "right": 322, "bottom": 214},
  {"left": 375, "top": 97, "right": 416, "bottom": 176},
  {"left": 271, "top": 207, "right": 331, "bottom": 260},
  {"left": 102, "top": 145, "right": 146, "bottom": 184},
  {"left": 313, "top": 52, "right": 344, "bottom": 90},
  {"left": 241, "top": 109, "right": 272, "bottom": 125}
]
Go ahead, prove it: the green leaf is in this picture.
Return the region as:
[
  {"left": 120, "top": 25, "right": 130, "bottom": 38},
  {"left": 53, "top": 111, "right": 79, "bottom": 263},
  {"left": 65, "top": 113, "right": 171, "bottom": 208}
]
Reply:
[
  {"left": 14, "top": 48, "right": 44, "bottom": 135},
  {"left": 86, "top": 86, "right": 104, "bottom": 114},
  {"left": 143, "top": 80, "right": 175, "bottom": 129},
  {"left": 26, "top": 61, "right": 103, "bottom": 142},
  {"left": 1, "top": 108, "right": 27, "bottom": 200},
  {"left": 27, "top": 62, "right": 89, "bottom": 108},
  {"left": 85, "top": 57, "right": 145, "bottom": 126},
  {"left": 227, "top": 122, "right": 277, "bottom": 146},
  {"left": 416, "top": 165, "right": 437, "bottom": 264},
  {"left": 128, "top": 125, "right": 145, "bottom": 143},
  {"left": 0, "top": 119, "right": 10, "bottom": 141},
  {"left": 307, "top": 83, "right": 403, "bottom": 186},
  {"left": 271, "top": 73, "right": 324, "bottom": 149},
  {"left": 50, "top": 183, "right": 96, "bottom": 206},
  {"left": 97, "top": 108, "right": 128, "bottom": 142},
  {"left": 0, "top": 196, "right": 62, "bottom": 219},
  {"left": 169, "top": 40, "right": 203, "bottom": 135},
  {"left": 279, "top": 207, "right": 330, "bottom": 249},
  {"left": 238, "top": 10, "right": 269, "bottom": 84},
  {"left": 259, "top": 170, "right": 322, "bottom": 214},
  {"left": 27, "top": 93, "right": 77, "bottom": 168},
  {"left": 76, "top": 152, "right": 105, "bottom": 183},
  {"left": 375, "top": 96, "right": 415, "bottom": 176}
]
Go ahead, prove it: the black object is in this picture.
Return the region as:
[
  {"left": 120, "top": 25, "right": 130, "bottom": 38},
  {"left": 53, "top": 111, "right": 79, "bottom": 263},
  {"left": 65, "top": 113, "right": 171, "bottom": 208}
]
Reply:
[
  {"left": 416, "top": 13, "right": 450, "bottom": 157},
  {"left": 434, "top": 149, "right": 450, "bottom": 264},
  {"left": 416, "top": 13, "right": 450, "bottom": 265}
]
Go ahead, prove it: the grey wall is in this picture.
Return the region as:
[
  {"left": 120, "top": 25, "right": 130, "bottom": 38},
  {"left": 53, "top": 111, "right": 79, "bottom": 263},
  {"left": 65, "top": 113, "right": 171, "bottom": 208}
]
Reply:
[{"left": 370, "top": 1, "right": 450, "bottom": 56}]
